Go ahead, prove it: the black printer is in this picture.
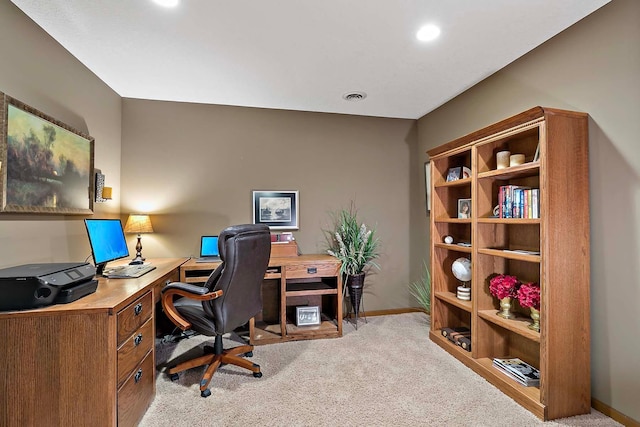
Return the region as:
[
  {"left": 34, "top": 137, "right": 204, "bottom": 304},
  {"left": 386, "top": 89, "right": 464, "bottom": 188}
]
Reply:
[{"left": 0, "top": 262, "right": 97, "bottom": 311}]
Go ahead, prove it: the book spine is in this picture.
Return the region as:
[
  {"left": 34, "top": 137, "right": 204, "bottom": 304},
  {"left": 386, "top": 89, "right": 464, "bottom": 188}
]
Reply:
[
  {"left": 457, "top": 336, "right": 471, "bottom": 351},
  {"left": 504, "top": 186, "right": 511, "bottom": 219}
]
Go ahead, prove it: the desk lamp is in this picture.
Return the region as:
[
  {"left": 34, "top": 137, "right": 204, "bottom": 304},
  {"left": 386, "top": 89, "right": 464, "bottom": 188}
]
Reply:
[{"left": 124, "top": 214, "right": 154, "bottom": 265}]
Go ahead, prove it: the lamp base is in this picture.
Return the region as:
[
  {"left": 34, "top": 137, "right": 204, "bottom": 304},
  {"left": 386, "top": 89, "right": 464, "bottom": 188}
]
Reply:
[
  {"left": 129, "top": 256, "right": 145, "bottom": 265},
  {"left": 130, "top": 235, "right": 145, "bottom": 264}
]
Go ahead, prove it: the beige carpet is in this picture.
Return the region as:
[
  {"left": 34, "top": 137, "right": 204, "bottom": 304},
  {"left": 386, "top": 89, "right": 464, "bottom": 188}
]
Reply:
[{"left": 141, "top": 313, "right": 620, "bottom": 426}]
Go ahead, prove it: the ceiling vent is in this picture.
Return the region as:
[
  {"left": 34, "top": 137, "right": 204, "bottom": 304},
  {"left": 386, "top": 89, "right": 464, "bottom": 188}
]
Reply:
[{"left": 342, "top": 91, "right": 367, "bottom": 101}]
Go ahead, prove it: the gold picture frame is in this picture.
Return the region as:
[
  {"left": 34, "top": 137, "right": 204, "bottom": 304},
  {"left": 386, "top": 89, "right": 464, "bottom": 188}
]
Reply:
[{"left": 0, "top": 92, "right": 94, "bottom": 214}]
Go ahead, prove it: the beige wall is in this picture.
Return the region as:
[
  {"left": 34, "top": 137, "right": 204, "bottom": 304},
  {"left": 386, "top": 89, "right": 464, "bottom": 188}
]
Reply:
[
  {"left": 1, "top": 0, "right": 638, "bottom": 421},
  {"left": 416, "top": 0, "right": 639, "bottom": 421},
  {"left": 0, "top": 1, "right": 122, "bottom": 268},
  {"left": 121, "top": 99, "right": 417, "bottom": 310}
]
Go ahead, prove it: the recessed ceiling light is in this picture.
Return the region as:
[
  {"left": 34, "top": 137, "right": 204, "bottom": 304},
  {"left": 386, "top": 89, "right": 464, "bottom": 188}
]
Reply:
[
  {"left": 342, "top": 91, "right": 367, "bottom": 101},
  {"left": 416, "top": 24, "right": 441, "bottom": 42},
  {"left": 152, "top": 0, "right": 179, "bottom": 7}
]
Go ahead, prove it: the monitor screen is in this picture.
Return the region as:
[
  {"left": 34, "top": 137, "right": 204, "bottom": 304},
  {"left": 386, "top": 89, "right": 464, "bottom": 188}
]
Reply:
[
  {"left": 200, "top": 236, "right": 219, "bottom": 257},
  {"left": 84, "top": 219, "right": 129, "bottom": 273}
]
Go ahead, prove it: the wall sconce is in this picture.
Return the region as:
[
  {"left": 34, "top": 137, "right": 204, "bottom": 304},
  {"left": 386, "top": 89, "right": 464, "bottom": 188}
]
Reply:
[
  {"left": 124, "top": 214, "right": 154, "bottom": 264},
  {"left": 101, "top": 187, "right": 113, "bottom": 200},
  {"left": 95, "top": 169, "right": 112, "bottom": 202}
]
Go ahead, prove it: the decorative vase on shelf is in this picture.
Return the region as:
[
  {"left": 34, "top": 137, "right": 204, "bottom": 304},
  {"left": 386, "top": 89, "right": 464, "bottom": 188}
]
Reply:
[
  {"left": 529, "top": 307, "right": 540, "bottom": 332},
  {"left": 497, "top": 297, "right": 515, "bottom": 319}
]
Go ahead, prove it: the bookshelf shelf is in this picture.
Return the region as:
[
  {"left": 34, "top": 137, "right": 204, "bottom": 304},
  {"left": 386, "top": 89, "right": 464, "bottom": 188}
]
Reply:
[
  {"left": 476, "top": 248, "right": 541, "bottom": 263},
  {"left": 434, "top": 291, "right": 472, "bottom": 312},
  {"left": 477, "top": 218, "right": 541, "bottom": 225},
  {"left": 427, "top": 107, "right": 590, "bottom": 421},
  {"left": 477, "top": 310, "right": 540, "bottom": 342}
]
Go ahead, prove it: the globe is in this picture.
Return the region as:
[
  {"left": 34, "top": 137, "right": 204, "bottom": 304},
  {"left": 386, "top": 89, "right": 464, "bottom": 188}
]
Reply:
[{"left": 452, "top": 257, "right": 471, "bottom": 282}]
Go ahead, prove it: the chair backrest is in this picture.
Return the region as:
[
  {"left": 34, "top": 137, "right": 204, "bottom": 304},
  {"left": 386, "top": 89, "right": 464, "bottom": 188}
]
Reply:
[{"left": 203, "top": 224, "right": 271, "bottom": 334}]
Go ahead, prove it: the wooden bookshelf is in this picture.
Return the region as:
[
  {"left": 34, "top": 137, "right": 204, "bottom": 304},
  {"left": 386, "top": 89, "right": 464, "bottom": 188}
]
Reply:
[{"left": 427, "top": 107, "right": 590, "bottom": 421}]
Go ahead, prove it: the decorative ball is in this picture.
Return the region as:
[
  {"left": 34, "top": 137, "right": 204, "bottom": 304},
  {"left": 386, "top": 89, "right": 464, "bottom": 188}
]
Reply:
[
  {"left": 452, "top": 257, "right": 472, "bottom": 282},
  {"left": 444, "top": 235, "right": 454, "bottom": 244}
]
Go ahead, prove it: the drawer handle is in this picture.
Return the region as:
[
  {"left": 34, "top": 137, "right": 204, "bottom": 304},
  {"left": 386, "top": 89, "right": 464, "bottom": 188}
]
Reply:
[
  {"left": 134, "top": 369, "right": 143, "bottom": 383},
  {"left": 134, "top": 303, "right": 143, "bottom": 316},
  {"left": 307, "top": 267, "right": 317, "bottom": 274},
  {"left": 134, "top": 334, "right": 143, "bottom": 346}
]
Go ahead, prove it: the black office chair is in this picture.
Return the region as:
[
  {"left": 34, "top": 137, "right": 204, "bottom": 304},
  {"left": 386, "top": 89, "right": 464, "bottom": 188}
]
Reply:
[{"left": 161, "top": 224, "right": 271, "bottom": 397}]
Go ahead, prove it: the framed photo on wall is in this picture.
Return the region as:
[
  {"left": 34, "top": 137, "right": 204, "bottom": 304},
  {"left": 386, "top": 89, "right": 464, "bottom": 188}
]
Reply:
[
  {"left": 0, "top": 91, "right": 94, "bottom": 214},
  {"left": 252, "top": 190, "right": 299, "bottom": 230},
  {"left": 424, "top": 161, "right": 431, "bottom": 214}
]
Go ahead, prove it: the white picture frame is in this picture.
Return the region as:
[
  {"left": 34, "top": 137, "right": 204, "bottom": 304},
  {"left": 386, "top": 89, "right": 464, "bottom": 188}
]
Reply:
[{"left": 296, "top": 306, "right": 320, "bottom": 326}]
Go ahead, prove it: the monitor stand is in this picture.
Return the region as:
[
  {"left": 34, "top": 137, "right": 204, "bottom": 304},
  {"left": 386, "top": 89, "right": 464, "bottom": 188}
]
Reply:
[{"left": 96, "top": 262, "right": 107, "bottom": 276}]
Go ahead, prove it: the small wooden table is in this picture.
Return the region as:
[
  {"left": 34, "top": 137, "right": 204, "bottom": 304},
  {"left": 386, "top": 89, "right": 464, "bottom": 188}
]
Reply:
[{"left": 180, "top": 254, "right": 343, "bottom": 345}]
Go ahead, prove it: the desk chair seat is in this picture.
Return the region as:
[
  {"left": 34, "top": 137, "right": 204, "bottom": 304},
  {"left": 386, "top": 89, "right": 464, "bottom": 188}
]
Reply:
[{"left": 161, "top": 224, "right": 271, "bottom": 397}]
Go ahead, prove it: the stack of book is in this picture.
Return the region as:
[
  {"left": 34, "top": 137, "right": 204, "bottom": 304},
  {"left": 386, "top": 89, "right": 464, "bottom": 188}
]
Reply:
[
  {"left": 441, "top": 326, "right": 471, "bottom": 352},
  {"left": 492, "top": 357, "right": 540, "bottom": 387},
  {"left": 497, "top": 185, "right": 540, "bottom": 219}
]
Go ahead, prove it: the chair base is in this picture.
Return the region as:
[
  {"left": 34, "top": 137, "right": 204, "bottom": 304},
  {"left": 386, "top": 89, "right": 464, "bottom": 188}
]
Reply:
[{"left": 167, "top": 334, "right": 261, "bottom": 396}]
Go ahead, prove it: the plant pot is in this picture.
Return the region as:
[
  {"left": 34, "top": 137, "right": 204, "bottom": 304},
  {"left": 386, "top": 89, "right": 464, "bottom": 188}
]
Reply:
[{"left": 346, "top": 273, "right": 365, "bottom": 329}]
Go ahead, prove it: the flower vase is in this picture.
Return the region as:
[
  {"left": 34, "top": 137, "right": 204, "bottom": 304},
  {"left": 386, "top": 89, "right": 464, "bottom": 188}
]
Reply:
[
  {"left": 529, "top": 307, "right": 540, "bottom": 332},
  {"left": 497, "top": 297, "right": 515, "bottom": 319}
]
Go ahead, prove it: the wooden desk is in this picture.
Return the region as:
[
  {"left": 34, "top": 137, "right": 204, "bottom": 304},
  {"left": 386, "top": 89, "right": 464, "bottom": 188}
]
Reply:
[
  {"left": 180, "top": 254, "right": 343, "bottom": 345},
  {"left": 0, "top": 258, "right": 187, "bottom": 427}
]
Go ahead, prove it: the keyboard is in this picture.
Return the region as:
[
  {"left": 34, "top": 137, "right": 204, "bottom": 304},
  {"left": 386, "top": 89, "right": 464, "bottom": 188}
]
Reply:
[{"left": 104, "top": 264, "right": 156, "bottom": 279}]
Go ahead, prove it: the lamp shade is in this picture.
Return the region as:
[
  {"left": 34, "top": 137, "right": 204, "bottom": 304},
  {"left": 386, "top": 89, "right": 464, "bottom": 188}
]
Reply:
[{"left": 124, "top": 214, "right": 154, "bottom": 234}]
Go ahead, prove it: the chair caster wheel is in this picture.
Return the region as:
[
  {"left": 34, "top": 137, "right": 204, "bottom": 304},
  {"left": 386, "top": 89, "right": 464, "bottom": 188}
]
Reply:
[
  {"left": 201, "top": 389, "right": 211, "bottom": 398},
  {"left": 245, "top": 351, "right": 253, "bottom": 357},
  {"left": 169, "top": 373, "right": 179, "bottom": 382},
  {"left": 253, "top": 371, "right": 263, "bottom": 378}
]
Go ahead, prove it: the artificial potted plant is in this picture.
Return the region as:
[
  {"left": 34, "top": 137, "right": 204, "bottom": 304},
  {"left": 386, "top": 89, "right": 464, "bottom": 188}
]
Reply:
[
  {"left": 326, "top": 203, "right": 380, "bottom": 328},
  {"left": 409, "top": 261, "right": 431, "bottom": 315}
]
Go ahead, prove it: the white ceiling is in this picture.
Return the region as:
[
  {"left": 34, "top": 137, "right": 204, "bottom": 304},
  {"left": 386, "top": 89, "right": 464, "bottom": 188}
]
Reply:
[{"left": 11, "top": 0, "right": 610, "bottom": 119}]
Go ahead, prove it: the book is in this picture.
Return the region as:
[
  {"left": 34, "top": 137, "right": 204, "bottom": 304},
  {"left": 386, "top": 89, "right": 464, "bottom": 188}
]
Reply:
[
  {"left": 457, "top": 336, "right": 471, "bottom": 351},
  {"left": 493, "top": 362, "right": 540, "bottom": 387},
  {"left": 271, "top": 232, "right": 295, "bottom": 243},
  {"left": 448, "top": 330, "right": 471, "bottom": 344},
  {"left": 492, "top": 357, "right": 540, "bottom": 386},
  {"left": 441, "top": 326, "right": 469, "bottom": 339},
  {"left": 502, "top": 249, "right": 540, "bottom": 255}
]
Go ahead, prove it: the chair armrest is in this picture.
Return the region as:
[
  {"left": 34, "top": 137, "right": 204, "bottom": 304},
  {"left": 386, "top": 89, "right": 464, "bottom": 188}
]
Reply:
[{"left": 161, "top": 282, "right": 224, "bottom": 330}]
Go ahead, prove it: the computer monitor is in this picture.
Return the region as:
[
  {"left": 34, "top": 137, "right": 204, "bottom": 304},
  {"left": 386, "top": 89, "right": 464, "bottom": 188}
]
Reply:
[
  {"left": 84, "top": 219, "right": 129, "bottom": 275},
  {"left": 200, "top": 236, "right": 220, "bottom": 257}
]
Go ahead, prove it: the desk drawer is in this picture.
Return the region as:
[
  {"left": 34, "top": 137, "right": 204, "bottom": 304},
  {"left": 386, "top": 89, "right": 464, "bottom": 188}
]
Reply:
[
  {"left": 117, "top": 291, "right": 153, "bottom": 346},
  {"left": 117, "top": 317, "right": 154, "bottom": 387},
  {"left": 117, "top": 350, "right": 154, "bottom": 427},
  {"left": 285, "top": 263, "right": 339, "bottom": 279}
]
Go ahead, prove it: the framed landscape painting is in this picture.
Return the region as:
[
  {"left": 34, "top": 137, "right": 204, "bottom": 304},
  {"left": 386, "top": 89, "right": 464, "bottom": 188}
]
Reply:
[
  {"left": 0, "top": 92, "right": 94, "bottom": 214},
  {"left": 252, "top": 190, "right": 299, "bottom": 230}
]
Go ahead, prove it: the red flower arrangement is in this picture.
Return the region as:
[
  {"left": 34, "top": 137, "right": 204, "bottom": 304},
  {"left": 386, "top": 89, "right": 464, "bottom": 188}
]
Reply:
[
  {"left": 489, "top": 274, "right": 520, "bottom": 300},
  {"left": 517, "top": 282, "right": 541, "bottom": 310}
]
